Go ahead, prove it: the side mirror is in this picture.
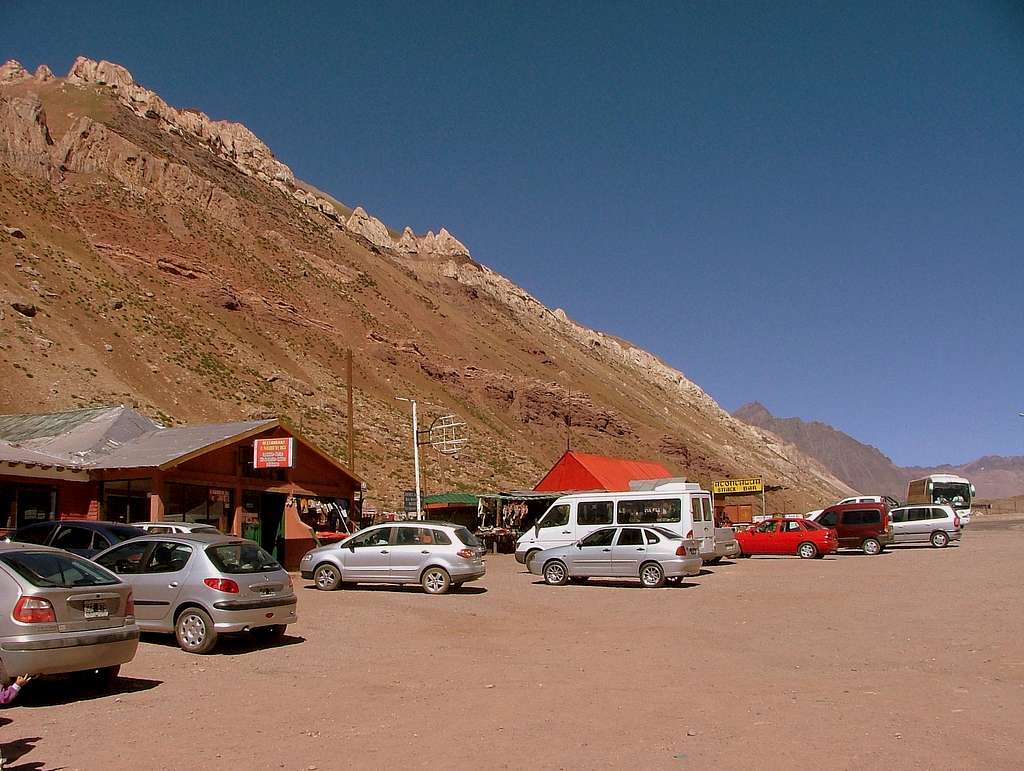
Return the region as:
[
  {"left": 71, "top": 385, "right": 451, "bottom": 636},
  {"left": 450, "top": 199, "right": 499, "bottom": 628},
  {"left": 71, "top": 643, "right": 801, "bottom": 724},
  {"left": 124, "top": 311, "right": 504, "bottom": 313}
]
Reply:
[
  {"left": 575, "top": 541, "right": 582, "bottom": 549},
  {"left": 348, "top": 543, "right": 356, "bottom": 552}
]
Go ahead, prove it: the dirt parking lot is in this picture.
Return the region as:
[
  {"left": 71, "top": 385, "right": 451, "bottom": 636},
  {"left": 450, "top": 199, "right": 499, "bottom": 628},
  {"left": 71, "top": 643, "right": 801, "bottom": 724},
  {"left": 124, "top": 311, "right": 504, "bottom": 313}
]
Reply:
[{"left": 5, "top": 519, "right": 1024, "bottom": 770}]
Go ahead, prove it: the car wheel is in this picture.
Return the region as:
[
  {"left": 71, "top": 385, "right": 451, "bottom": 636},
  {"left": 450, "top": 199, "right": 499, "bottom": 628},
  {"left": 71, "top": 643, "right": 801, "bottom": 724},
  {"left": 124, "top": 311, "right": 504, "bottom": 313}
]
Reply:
[
  {"left": 639, "top": 562, "right": 666, "bottom": 588},
  {"left": 253, "top": 624, "right": 287, "bottom": 641},
  {"left": 931, "top": 531, "right": 950, "bottom": 548},
  {"left": 525, "top": 550, "right": 541, "bottom": 571},
  {"left": 421, "top": 567, "right": 452, "bottom": 595},
  {"left": 74, "top": 664, "right": 120, "bottom": 691},
  {"left": 737, "top": 548, "right": 751, "bottom": 559},
  {"left": 797, "top": 542, "right": 818, "bottom": 559},
  {"left": 313, "top": 563, "right": 342, "bottom": 591},
  {"left": 543, "top": 560, "right": 570, "bottom": 586},
  {"left": 862, "top": 538, "right": 882, "bottom": 556},
  {"left": 175, "top": 607, "right": 219, "bottom": 654}
]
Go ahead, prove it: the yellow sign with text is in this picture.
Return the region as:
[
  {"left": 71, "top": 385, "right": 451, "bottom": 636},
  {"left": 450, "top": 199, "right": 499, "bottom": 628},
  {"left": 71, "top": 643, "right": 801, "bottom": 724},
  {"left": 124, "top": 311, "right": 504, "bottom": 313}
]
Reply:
[{"left": 711, "top": 477, "right": 764, "bottom": 494}]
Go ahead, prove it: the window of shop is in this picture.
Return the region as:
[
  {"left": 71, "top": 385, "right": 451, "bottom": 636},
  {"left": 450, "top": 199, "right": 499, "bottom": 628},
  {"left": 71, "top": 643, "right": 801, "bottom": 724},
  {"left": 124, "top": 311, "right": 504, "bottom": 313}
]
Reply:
[
  {"left": 166, "top": 483, "right": 232, "bottom": 528},
  {"left": 102, "top": 479, "right": 152, "bottom": 523},
  {"left": 0, "top": 484, "right": 57, "bottom": 529},
  {"left": 238, "top": 447, "right": 288, "bottom": 482}
]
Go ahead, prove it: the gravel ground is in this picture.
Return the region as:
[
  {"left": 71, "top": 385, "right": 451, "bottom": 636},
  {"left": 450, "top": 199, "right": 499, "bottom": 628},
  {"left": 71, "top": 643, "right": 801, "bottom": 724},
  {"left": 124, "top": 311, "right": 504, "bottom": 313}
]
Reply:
[{"left": 5, "top": 521, "right": 1023, "bottom": 770}]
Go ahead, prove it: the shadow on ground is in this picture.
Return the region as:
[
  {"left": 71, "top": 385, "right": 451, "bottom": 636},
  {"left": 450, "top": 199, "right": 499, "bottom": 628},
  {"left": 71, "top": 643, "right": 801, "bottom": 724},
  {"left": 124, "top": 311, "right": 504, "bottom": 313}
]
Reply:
[
  {"left": 16, "top": 675, "right": 160, "bottom": 708},
  {"left": 139, "top": 631, "right": 306, "bottom": 656},
  {"left": 301, "top": 583, "right": 487, "bottom": 595}
]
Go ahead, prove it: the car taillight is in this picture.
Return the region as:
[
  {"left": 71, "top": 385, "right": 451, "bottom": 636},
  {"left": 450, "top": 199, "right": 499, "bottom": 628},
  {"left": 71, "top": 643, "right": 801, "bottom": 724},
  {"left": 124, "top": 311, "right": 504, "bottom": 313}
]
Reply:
[
  {"left": 954, "top": 514, "right": 961, "bottom": 529},
  {"left": 13, "top": 596, "right": 56, "bottom": 624},
  {"left": 204, "top": 578, "right": 239, "bottom": 593},
  {"left": 125, "top": 590, "right": 135, "bottom": 617},
  {"left": 676, "top": 545, "right": 687, "bottom": 556},
  {"left": 457, "top": 548, "right": 475, "bottom": 559},
  {"left": 685, "top": 530, "right": 693, "bottom": 539}
]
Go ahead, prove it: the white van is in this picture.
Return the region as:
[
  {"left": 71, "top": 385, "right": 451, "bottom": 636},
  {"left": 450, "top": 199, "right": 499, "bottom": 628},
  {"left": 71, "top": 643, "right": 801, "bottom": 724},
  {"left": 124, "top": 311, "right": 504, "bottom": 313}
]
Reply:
[{"left": 514, "top": 481, "right": 715, "bottom": 569}]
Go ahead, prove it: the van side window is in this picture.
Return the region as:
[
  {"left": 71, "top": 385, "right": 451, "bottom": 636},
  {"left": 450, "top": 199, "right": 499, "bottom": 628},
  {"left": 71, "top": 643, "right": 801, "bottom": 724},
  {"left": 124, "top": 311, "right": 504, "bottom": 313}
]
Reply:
[
  {"left": 908, "top": 508, "right": 930, "bottom": 522},
  {"left": 930, "top": 508, "right": 946, "bottom": 520},
  {"left": 578, "top": 501, "right": 613, "bottom": 526},
  {"left": 539, "top": 505, "right": 570, "bottom": 529},
  {"left": 891, "top": 509, "right": 907, "bottom": 523},
  {"left": 617, "top": 498, "right": 681, "bottom": 524},
  {"left": 818, "top": 511, "right": 838, "bottom": 527},
  {"left": 846, "top": 509, "right": 879, "bottom": 525}
]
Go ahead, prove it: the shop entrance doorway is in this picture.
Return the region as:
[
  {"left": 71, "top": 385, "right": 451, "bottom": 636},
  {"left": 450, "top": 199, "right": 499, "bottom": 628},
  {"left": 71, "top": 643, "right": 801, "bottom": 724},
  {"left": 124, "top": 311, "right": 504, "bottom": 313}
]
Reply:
[{"left": 240, "top": 491, "right": 287, "bottom": 560}]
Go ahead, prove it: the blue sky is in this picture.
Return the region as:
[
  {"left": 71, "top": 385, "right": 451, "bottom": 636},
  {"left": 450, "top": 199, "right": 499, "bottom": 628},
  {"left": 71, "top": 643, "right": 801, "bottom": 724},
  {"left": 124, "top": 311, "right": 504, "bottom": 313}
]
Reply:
[{"left": 4, "top": 1, "right": 1022, "bottom": 465}]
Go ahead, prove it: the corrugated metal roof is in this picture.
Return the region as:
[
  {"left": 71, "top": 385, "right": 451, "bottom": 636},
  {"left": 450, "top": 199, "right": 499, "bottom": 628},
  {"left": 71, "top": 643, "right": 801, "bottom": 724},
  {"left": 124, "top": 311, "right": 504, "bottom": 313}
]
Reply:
[
  {"left": 423, "top": 492, "right": 479, "bottom": 506},
  {"left": 0, "top": 406, "right": 132, "bottom": 443},
  {"left": 97, "top": 420, "right": 276, "bottom": 469},
  {"left": 534, "top": 451, "right": 672, "bottom": 493}
]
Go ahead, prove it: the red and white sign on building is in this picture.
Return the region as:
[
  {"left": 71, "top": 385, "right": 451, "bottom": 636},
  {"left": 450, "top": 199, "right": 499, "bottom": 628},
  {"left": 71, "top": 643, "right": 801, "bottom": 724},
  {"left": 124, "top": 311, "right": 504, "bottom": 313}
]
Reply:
[{"left": 253, "top": 437, "right": 295, "bottom": 469}]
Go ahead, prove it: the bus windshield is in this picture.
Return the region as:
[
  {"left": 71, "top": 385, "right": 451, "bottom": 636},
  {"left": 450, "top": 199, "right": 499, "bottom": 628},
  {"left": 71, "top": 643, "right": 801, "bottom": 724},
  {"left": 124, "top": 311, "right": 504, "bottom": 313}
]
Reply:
[{"left": 932, "top": 483, "right": 971, "bottom": 509}]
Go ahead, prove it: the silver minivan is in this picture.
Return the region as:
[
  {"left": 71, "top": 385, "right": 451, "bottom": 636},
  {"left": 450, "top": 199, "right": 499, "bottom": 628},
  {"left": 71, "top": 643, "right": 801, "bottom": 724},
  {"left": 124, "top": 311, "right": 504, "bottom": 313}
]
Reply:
[
  {"left": 888, "top": 504, "right": 962, "bottom": 548},
  {"left": 300, "top": 521, "right": 486, "bottom": 595}
]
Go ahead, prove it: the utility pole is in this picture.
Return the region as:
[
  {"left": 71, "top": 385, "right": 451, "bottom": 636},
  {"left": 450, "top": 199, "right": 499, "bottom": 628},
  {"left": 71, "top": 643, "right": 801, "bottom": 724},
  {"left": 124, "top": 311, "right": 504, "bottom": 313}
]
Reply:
[
  {"left": 395, "top": 397, "right": 422, "bottom": 519},
  {"left": 347, "top": 349, "right": 355, "bottom": 472}
]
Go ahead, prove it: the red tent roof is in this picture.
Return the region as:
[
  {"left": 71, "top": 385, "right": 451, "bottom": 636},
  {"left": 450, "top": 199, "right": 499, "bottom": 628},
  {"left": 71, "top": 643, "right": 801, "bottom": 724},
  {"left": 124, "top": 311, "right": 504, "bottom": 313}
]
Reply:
[{"left": 533, "top": 451, "right": 672, "bottom": 493}]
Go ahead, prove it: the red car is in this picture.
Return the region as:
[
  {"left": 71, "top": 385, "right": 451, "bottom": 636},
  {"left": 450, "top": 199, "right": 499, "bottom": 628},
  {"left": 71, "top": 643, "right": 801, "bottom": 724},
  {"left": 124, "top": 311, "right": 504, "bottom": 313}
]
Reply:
[{"left": 735, "top": 518, "right": 837, "bottom": 559}]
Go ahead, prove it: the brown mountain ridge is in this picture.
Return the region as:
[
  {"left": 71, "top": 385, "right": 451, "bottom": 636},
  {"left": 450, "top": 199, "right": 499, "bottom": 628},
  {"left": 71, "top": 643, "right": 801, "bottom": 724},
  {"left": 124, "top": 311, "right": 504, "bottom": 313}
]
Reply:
[
  {"left": 733, "top": 402, "right": 1024, "bottom": 501},
  {"left": 0, "top": 56, "right": 853, "bottom": 510}
]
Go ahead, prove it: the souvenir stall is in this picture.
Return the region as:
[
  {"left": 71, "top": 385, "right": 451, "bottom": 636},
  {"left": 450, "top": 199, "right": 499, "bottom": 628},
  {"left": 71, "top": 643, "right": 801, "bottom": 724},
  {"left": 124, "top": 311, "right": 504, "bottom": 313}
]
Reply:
[
  {"left": 475, "top": 492, "right": 560, "bottom": 553},
  {"left": 289, "top": 493, "right": 356, "bottom": 545}
]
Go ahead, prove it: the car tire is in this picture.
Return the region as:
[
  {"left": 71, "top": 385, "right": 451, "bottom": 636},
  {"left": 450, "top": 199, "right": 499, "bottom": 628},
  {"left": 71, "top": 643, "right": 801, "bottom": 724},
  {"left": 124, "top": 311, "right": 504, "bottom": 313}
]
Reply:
[
  {"left": 74, "top": 664, "right": 120, "bottom": 691},
  {"left": 524, "top": 550, "right": 541, "bottom": 571},
  {"left": 639, "top": 562, "right": 666, "bottom": 588},
  {"left": 737, "top": 548, "right": 751, "bottom": 559},
  {"left": 313, "top": 563, "right": 342, "bottom": 591},
  {"left": 862, "top": 538, "right": 882, "bottom": 556},
  {"left": 253, "top": 624, "right": 287, "bottom": 641},
  {"left": 931, "top": 531, "right": 950, "bottom": 548},
  {"left": 175, "top": 607, "right": 219, "bottom": 654},
  {"left": 421, "top": 566, "right": 452, "bottom": 595},
  {"left": 797, "top": 542, "right": 818, "bottom": 559},
  {"left": 543, "top": 560, "right": 570, "bottom": 586}
]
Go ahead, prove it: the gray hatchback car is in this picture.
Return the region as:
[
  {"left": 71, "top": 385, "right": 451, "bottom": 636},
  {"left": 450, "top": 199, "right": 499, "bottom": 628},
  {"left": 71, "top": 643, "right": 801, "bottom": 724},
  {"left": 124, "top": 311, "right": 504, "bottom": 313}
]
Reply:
[
  {"left": 300, "top": 521, "right": 486, "bottom": 595},
  {"left": 0, "top": 541, "right": 139, "bottom": 687},
  {"left": 94, "top": 533, "right": 297, "bottom": 654}
]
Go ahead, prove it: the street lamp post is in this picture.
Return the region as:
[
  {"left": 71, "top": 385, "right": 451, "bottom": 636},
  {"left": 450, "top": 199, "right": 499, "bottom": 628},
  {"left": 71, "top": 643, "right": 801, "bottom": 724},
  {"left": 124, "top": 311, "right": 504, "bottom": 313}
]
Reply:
[{"left": 395, "top": 397, "right": 422, "bottom": 519}]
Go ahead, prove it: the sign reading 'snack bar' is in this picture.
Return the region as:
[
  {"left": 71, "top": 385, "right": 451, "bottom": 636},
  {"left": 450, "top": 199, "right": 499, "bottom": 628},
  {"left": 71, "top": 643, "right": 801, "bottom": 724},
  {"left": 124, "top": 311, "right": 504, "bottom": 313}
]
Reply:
[
  {"left": 253, "top": 437, "right": 295, "bottom": 469},
  {"left": 711, "top": 477, "right": 763, "bottom": 494}
]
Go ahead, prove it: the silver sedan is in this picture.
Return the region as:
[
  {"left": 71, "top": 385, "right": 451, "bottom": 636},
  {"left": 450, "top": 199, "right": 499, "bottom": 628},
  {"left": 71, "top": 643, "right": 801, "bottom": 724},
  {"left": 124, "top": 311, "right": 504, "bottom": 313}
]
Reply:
[{"left": 529, "top": 526, "right": 702, "bottom": 588}]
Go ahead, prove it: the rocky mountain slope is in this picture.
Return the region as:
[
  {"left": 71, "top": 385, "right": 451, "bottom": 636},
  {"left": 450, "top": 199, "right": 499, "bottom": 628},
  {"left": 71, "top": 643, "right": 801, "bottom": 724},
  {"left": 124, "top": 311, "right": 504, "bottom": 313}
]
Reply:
[
  {"left": 0, "top": 56, "right": 853, "bottom": 510},
  {"left": 734, "top": 402, "right": 1024, "bottom": 500}
]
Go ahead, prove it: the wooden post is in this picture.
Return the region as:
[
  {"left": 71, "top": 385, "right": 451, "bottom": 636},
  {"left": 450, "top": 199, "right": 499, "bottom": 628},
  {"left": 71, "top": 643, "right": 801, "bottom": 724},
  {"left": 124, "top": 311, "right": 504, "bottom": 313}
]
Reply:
[
  {"left": 148, "top": 472, "right": 165, "bottom": 522},
  {"left": 347, "top": 348, "right": 355, "bottom": 472}
]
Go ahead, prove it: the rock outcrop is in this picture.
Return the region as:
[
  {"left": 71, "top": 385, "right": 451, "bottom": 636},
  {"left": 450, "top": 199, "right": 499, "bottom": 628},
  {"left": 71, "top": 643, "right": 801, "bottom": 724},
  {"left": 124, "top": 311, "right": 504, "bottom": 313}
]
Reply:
[
  {"left": 65, "top": 56, "right": 295, "bottom": 186},
  {"left": 0, "top": 94, "right": 53, "bottom": 176},
  {"left": 33, "top": 64, "right": 54, "bottom": 82},
  {"left": 0, "top": 60, "right": 30, "bottom": 83},
  {"left": 54, "top": 116, "right": 239, "bottom": 224}
]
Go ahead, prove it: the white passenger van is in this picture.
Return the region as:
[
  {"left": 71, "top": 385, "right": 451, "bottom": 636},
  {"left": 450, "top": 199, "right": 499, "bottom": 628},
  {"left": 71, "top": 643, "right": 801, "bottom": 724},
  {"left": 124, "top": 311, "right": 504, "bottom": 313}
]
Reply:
[{"left": 514, "top": 480, "right": 715, "bottom": 570}]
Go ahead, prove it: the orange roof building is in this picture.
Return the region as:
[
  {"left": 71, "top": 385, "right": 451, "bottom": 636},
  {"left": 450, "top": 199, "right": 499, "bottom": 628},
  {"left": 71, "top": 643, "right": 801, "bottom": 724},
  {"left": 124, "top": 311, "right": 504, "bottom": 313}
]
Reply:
[{"left": 533, "top": 450, "right": 672, "bottom": 493}]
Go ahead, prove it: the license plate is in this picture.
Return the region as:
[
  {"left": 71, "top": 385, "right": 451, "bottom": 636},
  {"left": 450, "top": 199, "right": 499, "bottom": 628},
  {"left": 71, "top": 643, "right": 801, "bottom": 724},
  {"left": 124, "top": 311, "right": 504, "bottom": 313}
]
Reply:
[
  {"left": 84, "top": 602, "right": 109, "bottom": 619},
  {"left": 687, "top": 548, "right": 698, "bottom": 556},
  {"left": 258, "top": 587, "right": 276, "bottom": 596}
]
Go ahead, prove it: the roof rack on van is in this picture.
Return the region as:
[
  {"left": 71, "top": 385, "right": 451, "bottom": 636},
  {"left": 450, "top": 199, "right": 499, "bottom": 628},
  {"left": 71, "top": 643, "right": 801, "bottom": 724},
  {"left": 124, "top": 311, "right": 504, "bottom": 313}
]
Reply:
[{"left": 628, "top": 477, "right": 703, "bottom": 492}]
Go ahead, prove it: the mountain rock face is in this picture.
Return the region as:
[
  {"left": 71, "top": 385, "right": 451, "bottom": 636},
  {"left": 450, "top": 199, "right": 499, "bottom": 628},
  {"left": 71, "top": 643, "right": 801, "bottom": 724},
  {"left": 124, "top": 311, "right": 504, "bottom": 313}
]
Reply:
[
  {"left": 0, "top": 56, "right": 854, "bottom": 509},
  {"left": 734, "top": 402, "right": 1024, "bottom": 500}
]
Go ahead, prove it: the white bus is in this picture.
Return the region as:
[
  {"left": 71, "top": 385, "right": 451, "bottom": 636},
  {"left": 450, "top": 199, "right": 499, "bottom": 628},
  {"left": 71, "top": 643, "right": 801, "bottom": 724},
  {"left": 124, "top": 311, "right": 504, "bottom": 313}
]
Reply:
[
  {"left": 514, "top": 481, "right": 715, "bottom": 569},
  {"left": 906, "top": 474, "right": 976, "bottom": 525}
]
